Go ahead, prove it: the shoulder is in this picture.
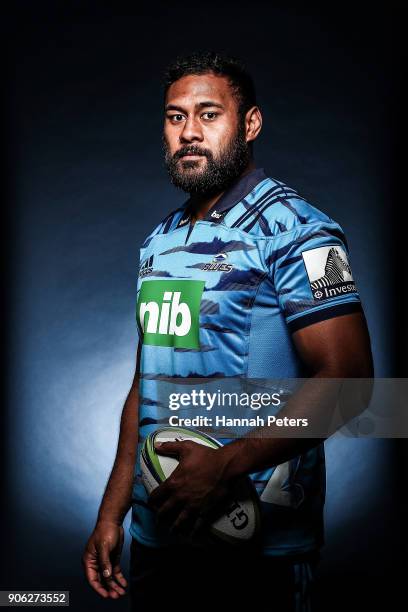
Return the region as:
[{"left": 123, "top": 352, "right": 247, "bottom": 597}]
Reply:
[
  {"left": 225, "top": 175, "right": 341, "bottom": 238},
  {"left": 140, "top": 204, "right": 186, "bottom": 249}
]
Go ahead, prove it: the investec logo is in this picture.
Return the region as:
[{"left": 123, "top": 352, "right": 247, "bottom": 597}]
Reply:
[
  {"left": 312, "top": 283, "right": 356, "bottom": 300},
  {"left": 302, "top": 246, "right": 357, "bottom": 302},
  {"left": 137, "top": 280, "right": 205, "bottom": 348}
]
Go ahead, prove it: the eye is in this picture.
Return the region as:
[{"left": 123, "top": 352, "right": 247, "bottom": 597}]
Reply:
[
  {"left": 168, "top": 114, "right": 185, "bottom": 123},
  {"left": 201, "top": 111, "right": 218, "bottom": 121}
]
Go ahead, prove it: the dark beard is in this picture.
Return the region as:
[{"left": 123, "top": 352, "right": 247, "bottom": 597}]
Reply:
[{"left": 163, "top": 125, "right": 251, "bottom": 196}]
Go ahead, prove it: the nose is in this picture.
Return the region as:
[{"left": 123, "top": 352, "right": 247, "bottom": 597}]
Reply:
[{"left": 179, "top": 116, "right": 204, "bottom": 144}]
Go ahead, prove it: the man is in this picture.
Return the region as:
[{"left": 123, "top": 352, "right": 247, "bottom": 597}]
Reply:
[{"left": 83, "top": 52, "right": 373, "bottom": 610}]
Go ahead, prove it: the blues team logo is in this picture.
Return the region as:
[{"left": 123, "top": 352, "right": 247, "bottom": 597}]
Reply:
[
  {"left": 202, "top": 252, "right": 233, "bottom": 273},
  {"left": 302, "top": 246, "right": 357, "bottom": 301}
]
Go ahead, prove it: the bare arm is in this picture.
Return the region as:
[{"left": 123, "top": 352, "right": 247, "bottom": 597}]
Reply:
[
  {"left": 97, "top": 342, "right": 141, "bottom": 525},
  {"left": 149, "top": 312, "right": 374, "bottom": 533},
  {"left": 218, "top": 311, "right": 374, "bottom": 477},
  {"left": 82, "top": 342, "right": 141, "bottom": 600}
]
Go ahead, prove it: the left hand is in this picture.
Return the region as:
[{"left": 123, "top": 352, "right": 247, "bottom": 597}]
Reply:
[{"left": 148, "top": 439, "right": 231, "bottom": 538}]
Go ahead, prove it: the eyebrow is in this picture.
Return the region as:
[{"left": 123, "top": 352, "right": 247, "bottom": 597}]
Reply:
[{"left": 165, "top": 101, "right": 225, "bottom": 112}]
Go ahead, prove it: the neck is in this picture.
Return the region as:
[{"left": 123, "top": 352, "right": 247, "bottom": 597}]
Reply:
[{"left": 188, "top": 161, "right": 256, "bottom": 222}]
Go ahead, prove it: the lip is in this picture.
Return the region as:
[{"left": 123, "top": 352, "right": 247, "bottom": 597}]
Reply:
[{"left": 180, "top": 154, "right": 205, "bottom": 159}]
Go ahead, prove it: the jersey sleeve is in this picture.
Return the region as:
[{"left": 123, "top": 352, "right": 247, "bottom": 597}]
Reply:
[{"left": 266, "top": 220, "right": 362, "bottom": 333}]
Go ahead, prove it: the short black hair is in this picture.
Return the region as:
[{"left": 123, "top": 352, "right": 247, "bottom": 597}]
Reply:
[{"left": 163, "top": 51, "right": 257, "bottom": 119}]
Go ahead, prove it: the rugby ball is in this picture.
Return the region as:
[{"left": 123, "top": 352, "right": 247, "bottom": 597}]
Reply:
[{"left": 140, "top": 426, "right": 261, "bottom": 546}]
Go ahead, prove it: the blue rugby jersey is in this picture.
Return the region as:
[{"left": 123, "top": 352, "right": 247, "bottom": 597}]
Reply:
[{"left": 130, "top": 167, "right": 362, "bottom": 555}]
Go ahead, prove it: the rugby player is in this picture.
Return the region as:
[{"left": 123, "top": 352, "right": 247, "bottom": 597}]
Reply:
[{"left": 83, "top": 52, "right": 373, "bottom": 610}]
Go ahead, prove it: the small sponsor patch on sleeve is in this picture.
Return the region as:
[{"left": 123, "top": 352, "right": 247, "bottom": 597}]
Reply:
[{"left": 301, "top": 245, "right": 357, "bottom": 301}]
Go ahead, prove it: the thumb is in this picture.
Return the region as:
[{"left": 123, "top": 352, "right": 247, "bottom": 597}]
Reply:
[
  {"left": 98, "top": 541, "right": 112, "bottom": 579},
  {"left": 154, "top": 440, "right": 184, "bottom": 456}
]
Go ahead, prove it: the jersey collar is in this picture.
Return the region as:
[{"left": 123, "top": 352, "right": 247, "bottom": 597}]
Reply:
[{"left": 176, "top": 167, "right": 268, "bottom": 228}]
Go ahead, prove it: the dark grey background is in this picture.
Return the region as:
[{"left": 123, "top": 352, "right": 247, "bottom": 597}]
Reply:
[{"left": 2, "top": 2, "right": 406, "bottom": 611}]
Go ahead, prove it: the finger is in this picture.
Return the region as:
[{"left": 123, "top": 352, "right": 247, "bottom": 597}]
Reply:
[
  {"left": 82, "top": 551, "right": 109, "bottom": 598},
  {"left": 85, "top": 570, "right": 110, "bottom": 598},
  {"left": 156, "top": 497, "right": 183, "bottom": 525},
  {"left": 84, "top": 564, "right": 109, "bottom": 598},
  {"left": 154, "top": 440, "right": 184, "bottom": 456},
  {"left": 112, "top": 537, "right": 127, "bottom": 588},
  {"left": 90, "top": 575, "right": 110, "bottom": 598},
  {"left": 97, "top": 541, "right": 113, "bottom": 581},
  {"left": 200, "top": 486, "right": 231, "bottom": 523},
  {"left": 170, "top": 508, "right": 194, "bottom": 535},
  {"left": 106, "top": 562, "right": 127, "bottom": 595},
  {"left": 191, "top": 515, "right": 207, "bottom": 539},
  {"left": 148, "top": 479, "right": 171, "bottom": 509},
  {"left": 189, "top": 489, "right": 230, "bottom": 539},
  {"left": 104, "top": 574, "right": 126, "bottom": 597},
  {"left": 112, "top": 568, "right": 128, "bottom": 588},
  {"left": 103, "top": 535, "right": 126, "bottom": 597}
]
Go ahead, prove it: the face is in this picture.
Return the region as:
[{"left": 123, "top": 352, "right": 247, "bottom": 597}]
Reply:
[{"left": 163, "top": 73, "right": 257, "bottom": 195}]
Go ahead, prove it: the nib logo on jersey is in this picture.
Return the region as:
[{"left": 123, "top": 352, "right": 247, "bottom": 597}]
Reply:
[
  {"left": 202, "top": 252, "right": 234, "bottom": 273},
  {"left": 137, "top": 280, "right": 205, "bottom": 348},
  {"left": 302, "top": 246, "right": 357, "bottom": 301}
]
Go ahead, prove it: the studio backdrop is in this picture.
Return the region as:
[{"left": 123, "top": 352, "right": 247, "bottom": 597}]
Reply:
[{"left": 3, "top": 3, "right": 405, "bottom": 611}]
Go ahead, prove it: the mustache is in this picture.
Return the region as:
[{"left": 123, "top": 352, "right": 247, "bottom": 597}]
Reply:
[{"left": 173, "top": 145, "right": 212, "bottom": 161}]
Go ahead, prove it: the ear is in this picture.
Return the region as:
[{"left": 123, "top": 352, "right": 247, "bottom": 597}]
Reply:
[{"left": 245, "top": 106, "right": 263, "bottom": 143}]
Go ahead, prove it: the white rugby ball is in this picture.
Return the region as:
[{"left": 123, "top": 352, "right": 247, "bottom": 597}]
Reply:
[{"left": 140, "top": 427, "right": 260, "bottom": 546}]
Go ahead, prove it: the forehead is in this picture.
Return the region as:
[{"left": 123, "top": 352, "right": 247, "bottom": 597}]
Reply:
[{"left": 165, "top": 73, "right": 237, "bottom": 109}]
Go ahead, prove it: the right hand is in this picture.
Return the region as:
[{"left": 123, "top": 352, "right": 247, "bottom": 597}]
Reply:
[{"left": 82, "top": 520, "right": 128, "bottom": 599}]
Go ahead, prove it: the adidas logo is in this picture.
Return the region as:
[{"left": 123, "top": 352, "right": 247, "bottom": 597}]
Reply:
[
  {"left": 211, "top": 210, "right": 222, "bottom": 219},
  {"left": 139, "top": 255, "right": 154, "bottom": 277}
]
